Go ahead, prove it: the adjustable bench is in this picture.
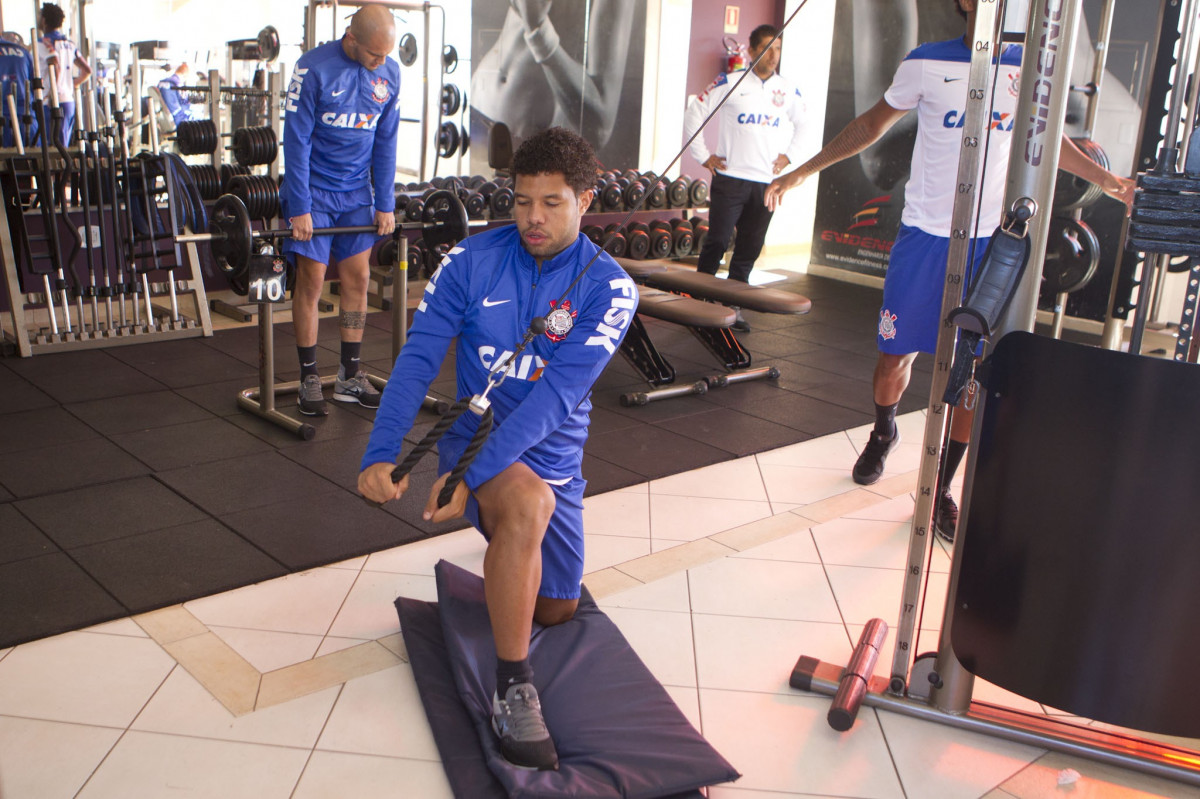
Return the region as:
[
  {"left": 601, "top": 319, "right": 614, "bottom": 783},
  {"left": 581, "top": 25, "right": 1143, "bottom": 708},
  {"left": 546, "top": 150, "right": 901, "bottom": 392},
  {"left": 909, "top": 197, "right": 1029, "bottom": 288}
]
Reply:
[{"left": 615, "top": 258, "right": 812, "bottom": 405}]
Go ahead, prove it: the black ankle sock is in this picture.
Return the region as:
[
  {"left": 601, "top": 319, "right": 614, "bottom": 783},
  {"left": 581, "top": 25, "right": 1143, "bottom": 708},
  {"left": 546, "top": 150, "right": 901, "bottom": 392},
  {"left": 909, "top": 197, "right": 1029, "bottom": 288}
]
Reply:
[
  {"left": 340, "top": 341, "right": 362, "bottom": 378},
  {"left": 496, "top": 657, "right": 534, "bottom": 693},
  {"left": 873, "top": 402, "right": 899, "bottom": 439},
  {"left": 940, "top": 439, "right": 968, "bottom": 486},
  {"left": 297, "top": 345, "right": 319, "bottom": 379}
]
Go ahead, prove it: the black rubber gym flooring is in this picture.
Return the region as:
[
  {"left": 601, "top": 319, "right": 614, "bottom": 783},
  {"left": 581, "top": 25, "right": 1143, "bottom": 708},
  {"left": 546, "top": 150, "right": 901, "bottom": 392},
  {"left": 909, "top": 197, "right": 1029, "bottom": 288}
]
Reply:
[{"left": 0, "top": 270, "right": 932, "bottom": 649}]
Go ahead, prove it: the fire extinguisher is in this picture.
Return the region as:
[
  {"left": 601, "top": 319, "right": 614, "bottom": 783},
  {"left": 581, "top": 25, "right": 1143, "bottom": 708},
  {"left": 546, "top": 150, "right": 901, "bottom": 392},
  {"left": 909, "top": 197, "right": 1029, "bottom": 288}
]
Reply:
[{"left": 723, "top": 35, "right": 747, "bottom": 73}]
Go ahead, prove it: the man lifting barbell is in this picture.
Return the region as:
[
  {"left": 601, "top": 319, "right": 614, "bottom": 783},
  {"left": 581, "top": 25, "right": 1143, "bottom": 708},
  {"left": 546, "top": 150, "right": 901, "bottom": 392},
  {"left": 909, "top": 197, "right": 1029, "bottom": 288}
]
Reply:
[{"left": 281, "top": 3, "right": 400, "bottom": 416}]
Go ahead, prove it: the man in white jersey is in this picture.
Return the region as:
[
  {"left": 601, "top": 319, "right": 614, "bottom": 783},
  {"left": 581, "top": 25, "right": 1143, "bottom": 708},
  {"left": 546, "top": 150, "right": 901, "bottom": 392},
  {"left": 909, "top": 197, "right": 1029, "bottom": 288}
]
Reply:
[
  {"left": 683, "top": 23, "right": 806, "bottom": 331},
  {"left": 765, "top": 0, "right": 1133, "bottom": 541},
  {"left": 35, "top": 3, "right": 90, "bottom": 147}
]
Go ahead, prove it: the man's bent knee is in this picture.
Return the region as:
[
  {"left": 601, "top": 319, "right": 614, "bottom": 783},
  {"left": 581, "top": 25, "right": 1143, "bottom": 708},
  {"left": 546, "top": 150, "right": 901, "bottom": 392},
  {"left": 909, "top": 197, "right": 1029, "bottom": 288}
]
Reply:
[
  {"left": 476, "top": 463, "right": 556, "bottom": 540},
  {"left": 534, "top": 596, "right": 578, "bottom": 627}
]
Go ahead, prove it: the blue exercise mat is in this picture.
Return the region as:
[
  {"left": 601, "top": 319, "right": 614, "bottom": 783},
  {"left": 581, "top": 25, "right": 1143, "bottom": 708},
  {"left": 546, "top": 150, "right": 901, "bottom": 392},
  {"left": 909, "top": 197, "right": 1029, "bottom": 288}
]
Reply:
[{"left": 396, "top": 560, "right": 740, "bottom": 798}]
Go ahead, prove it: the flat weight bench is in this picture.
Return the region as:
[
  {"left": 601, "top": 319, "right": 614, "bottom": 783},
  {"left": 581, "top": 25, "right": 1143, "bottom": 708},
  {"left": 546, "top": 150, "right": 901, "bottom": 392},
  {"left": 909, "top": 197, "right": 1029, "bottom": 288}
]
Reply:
[{"left": 614, "top": 258, "right": 812, "bottom": 405}]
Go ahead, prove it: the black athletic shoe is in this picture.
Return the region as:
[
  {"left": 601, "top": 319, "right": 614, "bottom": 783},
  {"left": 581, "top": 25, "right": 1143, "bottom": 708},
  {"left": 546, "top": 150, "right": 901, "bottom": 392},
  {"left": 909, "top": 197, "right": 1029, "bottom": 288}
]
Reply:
[
  {"left": 731, "top": 307, "right": 751, "bottom": 333},
  {"left": 492, "top": 682, "right": 558, "bottom": 771},
  {"left": 851, "top": 429, "right": 899, "bottom": 485},
  {"left": 934, "top": 487, "right": 958, "bottom": 544},
  {"left": 297, "top": 374, "right": 328, "bottom": 416}
]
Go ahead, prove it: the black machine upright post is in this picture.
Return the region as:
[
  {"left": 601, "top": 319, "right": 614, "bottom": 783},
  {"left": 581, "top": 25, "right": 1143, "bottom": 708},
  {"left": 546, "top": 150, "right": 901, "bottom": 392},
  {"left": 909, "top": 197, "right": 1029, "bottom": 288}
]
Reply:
[
  {"left": 27, "top": 33, "right": 70, "bottom": 336},
  {"left": 74, "top": 85, "right": 100, "bottom": 331}
]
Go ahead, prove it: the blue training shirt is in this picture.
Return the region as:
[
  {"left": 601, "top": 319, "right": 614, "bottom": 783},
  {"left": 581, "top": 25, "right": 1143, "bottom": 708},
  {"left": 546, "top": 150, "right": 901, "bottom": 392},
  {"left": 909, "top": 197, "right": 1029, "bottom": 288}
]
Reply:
[
  {"left": 361, "top": 226, "right": 638, "bottom": 489},
  {"left": 282, "top": 38, "right": 400, "bottom": 216},
  {"left": 0, "top": 42, "right": 35, "bottom": 147}
]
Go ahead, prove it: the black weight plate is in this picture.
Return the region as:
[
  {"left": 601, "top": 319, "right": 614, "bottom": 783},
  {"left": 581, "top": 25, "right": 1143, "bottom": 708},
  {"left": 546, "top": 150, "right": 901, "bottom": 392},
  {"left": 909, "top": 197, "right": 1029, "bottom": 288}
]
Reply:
[
  {"left": 443, "top": 44, "right": 458, "bottom": 74},
  {"left": 438, "top": 121, "right": 459, "bottom": 158},
  {"left": 667, "top": 177, "right": 689, "bottom": 207},
  {"left": 464, "top": 191, "right": 486, "bottom": 219},
  {"left": 257, "top": 25, "right": 280, "bottom": 62},
  {"left": 649, "top": 230, "right": 672, "bottom": 259},
  {"left": 421, "top": 188, "right": 469, "bottom": 249},
  {"left": 674, "top": 230, "right": 694, "bottom": 257},
  {"left": 689, "top": 179, "right": 709, "bottom": 206},
  {"left": 489, "top": 186, "right": 514, "bottom": 217},
  {"left": 404, "top": 196, "right": 425, "bottom": 221},
  {"left": 601, "top": 183, "right": 624, "bottom": 210},
  {"left": 1134, "top": 191, "right": 1200, "bottom": 212},
  {"left": 398, "top": 33, "right": 418, "bottom": 67},
  {"left": 647, "top": 183, "right": 668, "bottom": 208},
  {"left": 441, "top": 84, "right": 462, "bottom": 117},
  {"left": 603, "top": 231, "right": 627, "bottom": 258},
  {"left": 1042, "top": 217, "right": 1100, "bottom": 294},
  {"left": 210, "top": 193, "right": 253, "bottom": 277},
  {"left": 626, "top": 229, "right": 650, "bottom": 260}
]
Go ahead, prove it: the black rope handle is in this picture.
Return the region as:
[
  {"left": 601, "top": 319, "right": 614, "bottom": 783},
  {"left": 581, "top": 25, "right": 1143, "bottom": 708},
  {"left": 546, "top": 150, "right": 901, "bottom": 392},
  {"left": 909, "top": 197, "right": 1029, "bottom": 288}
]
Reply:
[{"left": 388, "top": 399, "right": 495, "bottom": 509}]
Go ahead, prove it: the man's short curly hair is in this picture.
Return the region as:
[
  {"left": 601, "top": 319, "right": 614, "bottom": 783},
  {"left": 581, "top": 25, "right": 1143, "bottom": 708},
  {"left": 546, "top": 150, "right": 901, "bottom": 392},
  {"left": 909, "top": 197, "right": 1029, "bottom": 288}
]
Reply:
[
  {"left": 512, "top": 127, "right": 599, "bottom": 196},
  {"left": 40, "top": 3, "right": 65, "bottom": 31}
]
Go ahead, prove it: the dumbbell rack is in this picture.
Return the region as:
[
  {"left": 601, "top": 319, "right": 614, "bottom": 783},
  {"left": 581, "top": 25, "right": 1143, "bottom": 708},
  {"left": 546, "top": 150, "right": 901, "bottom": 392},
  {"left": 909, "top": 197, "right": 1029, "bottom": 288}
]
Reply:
[{"left": 0, "top": 150, "right": 214, "bottom": 357}]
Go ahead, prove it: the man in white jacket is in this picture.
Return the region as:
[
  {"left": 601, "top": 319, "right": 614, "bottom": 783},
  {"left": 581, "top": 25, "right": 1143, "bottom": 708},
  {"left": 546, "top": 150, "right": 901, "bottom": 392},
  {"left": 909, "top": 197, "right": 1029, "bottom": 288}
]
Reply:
[{"left": 682, "top": 24, "right": 805, "bottom": 330}]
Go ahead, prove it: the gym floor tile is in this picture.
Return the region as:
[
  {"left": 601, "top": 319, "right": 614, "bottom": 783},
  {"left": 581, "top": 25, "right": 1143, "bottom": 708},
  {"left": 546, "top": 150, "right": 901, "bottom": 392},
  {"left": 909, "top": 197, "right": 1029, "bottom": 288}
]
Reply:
[
  {"left": 156, "top": 451, "right": 343, "bottom": 517},
  {"left": 64, "top": 390, "right": 216, "bottom": 435},
  {"left": 123, "top": 347, "right": 260, "bottom": 389},
  {"left": 172, "top": 377, "right": 253, "bottom": 417},
  {"left": 70, "top": 519, "right": 288, "bottom": 614},
  {"left": 15, "top": 475, "right": 210, "bottom": 550},
  {"left": 733, "top": 330, "right": 824, "bottom": 359},
  {"left": 0, "top": 483, "right": 12, "bottom": 502},
  {"left": 110, "top": 417, "right": 273, "bottom": 471},
  {"left": 584, "top": 425, "right": 732, "bottom": 481},
  {"left": 0, "top": 406, "right": 101, "bottom": 455},
  {"left": 581, "top": 452, "right": 646, "bottom": 496},
  {"left": 660, "top": 408, "right": 811, "bottom": 457},
  {"left": 279, "top": 432, "right": 375, "bottom": 491},
  {"left": 0, "top": 437, "right": 151, "bottom": 498},
  {"left": 0, "top": 367, "right": 59, "bottom": 415},
  {"left": 0, "top": 504, "right": 59, "bottom": 565},
  {"left": 228, "top": 401, "right": 377, "bottom": 448},
  {"left": 785, "top": 347, "right": 883, "bottom": 382},
  {"left": 219, "top": 488, "right": 426, "bottom": 571},
  {"left": 0, "top": 552, "right": 126, "bottom": 649},
  {"left": 797, "top": 378, "right": 880, "bottom": 415},
  {"left": 781, "top": 321, "right": 881, "bottom": 355},
  {"left": 105, "top": 338, "right": 219, "bottom": 367},
  {"left": 13, "top": 355, "right": 169, "bottom": 404},
  {"left": 738, "top": 392, "right": 875, "bottom": 437},
  {"left": 585, "top": 404, "right": 646, "bottom": 436},
  {"left": 379, "top": 469, "right": 475, "bottom": 537}
]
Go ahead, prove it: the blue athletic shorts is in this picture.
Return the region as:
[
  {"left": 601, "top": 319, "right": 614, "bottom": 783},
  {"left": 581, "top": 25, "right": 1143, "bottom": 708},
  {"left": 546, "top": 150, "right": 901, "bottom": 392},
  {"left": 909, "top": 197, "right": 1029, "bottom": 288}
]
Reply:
[
  {"left": 877, "top": 224, "right": 990, "bottom": 355},
  {"left": 439, "top": 435, "right": 586, "bottom": 601},
  {"left": 281, "top": 184, "right": 380, "bottom": 265}
]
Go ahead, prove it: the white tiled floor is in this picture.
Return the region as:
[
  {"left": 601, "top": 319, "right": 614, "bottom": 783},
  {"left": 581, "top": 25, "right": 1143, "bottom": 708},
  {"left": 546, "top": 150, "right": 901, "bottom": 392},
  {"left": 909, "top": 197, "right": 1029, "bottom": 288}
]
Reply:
[{"left": 1, "top": 413, "right": 1197, "bottom": 798}]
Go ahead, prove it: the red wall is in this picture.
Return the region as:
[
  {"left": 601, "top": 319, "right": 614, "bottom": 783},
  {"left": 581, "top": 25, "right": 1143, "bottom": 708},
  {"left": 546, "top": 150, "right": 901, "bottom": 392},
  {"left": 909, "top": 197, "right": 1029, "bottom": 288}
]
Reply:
[{"left": 681, "top": 0, "right": 787, "bottom": 181}]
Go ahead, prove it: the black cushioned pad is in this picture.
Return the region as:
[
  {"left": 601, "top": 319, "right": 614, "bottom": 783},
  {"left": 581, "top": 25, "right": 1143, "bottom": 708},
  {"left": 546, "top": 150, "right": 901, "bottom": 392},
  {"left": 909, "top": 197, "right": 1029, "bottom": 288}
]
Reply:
[
  {"left": 397, "top": 560, "right": 740, "bottom": 798},
  {"left": 637, "top": 286, "right": 736, "bottom": 327},
  {"left": 616, "top": 258, "right": 813, "bottom": 314}
]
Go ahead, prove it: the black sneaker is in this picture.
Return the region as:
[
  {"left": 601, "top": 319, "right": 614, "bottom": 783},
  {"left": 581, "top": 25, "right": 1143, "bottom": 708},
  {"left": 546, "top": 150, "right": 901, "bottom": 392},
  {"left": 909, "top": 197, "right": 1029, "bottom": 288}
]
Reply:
[
  {"left": 851, "top": 429, "right": 899, "bottom": 485},
  {"left": 492, "top": 682, "right": 558, "bottom": 771},
  {"left": 934, "top": 487, "right": 958, "bottom": 544},
  {"left": 297, "top": 374, "right": 328, "bottom": 416},
  {"left": 730, "top": 307, "right": 751, "bottom": 333}
]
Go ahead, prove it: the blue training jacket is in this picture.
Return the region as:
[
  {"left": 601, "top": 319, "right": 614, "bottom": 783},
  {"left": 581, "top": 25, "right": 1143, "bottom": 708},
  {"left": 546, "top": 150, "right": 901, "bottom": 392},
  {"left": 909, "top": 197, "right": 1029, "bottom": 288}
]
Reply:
[
  {"left": 282, "top": 38, "right": 400, "bottom": 216},
  {"left": 0, "top": 42, "right": 36, "bottom": 147},
  {"left": 361, "top": 225, "right": 638, "bottom": 489}
]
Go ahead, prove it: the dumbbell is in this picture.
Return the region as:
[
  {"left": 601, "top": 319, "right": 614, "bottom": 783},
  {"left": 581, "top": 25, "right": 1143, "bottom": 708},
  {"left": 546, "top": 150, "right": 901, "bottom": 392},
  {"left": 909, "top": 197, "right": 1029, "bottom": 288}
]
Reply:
[
  {"left": 395, "top": 190, "right": 425, "bottom": 221},
  {"left": 646, "top": 221, "right": 675, "bottom": 259},
  {"left": 689, "top": 178, "right": 710, "bottom": 207},
  {"left": 644, "top": 174, "right": 668, "bottom": 209},
  {"left": 623, "top": 177, "right": 648, "bottom": 209},
  {"left": 602, "top": 223, "right": 628, "bottom": 258},
  {"left": 690, "top": 215, "right": 710, "bottom": 252},
  {"left": 601, "top": 179, "right": 626, "bottom": 211},
  {"left": 669, "top": 218, "right": 695, "bottom": 256},
  {"left": 624, "top": 223, "right": 651, "bottom": 260},
  {"left": 463, "top": 189, "right": 487, "bottom": 219},
  {"left": 582, "top": 224, "right": 605, "bottom": 246},
  {"left": 478, "top": 181, "right": 514, "bottom": 217},
  {"left": 667, "top": 176, "right": 691, "bottom": 208},
  {"left": 466, "top": 174, "right": 488, "bottom": 190}
]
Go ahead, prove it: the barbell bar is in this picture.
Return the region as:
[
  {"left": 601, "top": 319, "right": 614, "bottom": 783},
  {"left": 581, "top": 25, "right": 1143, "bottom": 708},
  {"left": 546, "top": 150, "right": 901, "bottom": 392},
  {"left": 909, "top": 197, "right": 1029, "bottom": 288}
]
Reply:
[{"left": 176, "top": 189, "right": 471, "bottom": 277}]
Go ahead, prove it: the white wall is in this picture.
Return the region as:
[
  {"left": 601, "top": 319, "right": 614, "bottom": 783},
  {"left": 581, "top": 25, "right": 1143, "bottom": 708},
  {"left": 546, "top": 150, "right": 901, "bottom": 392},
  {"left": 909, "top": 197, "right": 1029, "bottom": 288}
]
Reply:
[{"left": 767, "top": 0, "right": 835, "bottom": 255}]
